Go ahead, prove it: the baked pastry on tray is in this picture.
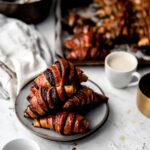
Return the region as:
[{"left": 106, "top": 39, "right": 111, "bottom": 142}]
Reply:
[{"left": 62, "top": 0, "right": 150, "bottom": 61}]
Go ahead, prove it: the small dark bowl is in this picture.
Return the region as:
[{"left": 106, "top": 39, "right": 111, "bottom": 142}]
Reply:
[{"left": 0, "top": 0, "right": 52, "bottom": 24}]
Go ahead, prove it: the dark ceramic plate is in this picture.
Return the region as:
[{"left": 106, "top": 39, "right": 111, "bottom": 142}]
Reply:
[{"left": 15, "top": 79, "right": 109, "bottom": 141}]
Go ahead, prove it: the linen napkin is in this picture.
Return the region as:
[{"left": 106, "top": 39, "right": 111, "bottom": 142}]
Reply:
[{"left": 0, "top": 15, "right": 52, "bottom": 106}]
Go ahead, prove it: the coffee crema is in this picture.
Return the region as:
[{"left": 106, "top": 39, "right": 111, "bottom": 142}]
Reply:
[{"left": 108, "top": 55, "right": 135, "bottom": 72}]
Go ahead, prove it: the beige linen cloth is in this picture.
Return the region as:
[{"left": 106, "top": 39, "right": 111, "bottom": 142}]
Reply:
[{"left": 0, "top": 15, "right": 52, "bottom": 106}]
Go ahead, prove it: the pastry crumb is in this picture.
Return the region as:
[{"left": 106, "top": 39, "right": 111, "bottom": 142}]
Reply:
[
  {"left": 120, "top": 136, "right": 125, "bottom": 141},
  {"left": 131, "top": 120, "right": 136, "bottom": 124},
  {"left": 126, "top": 109, "right": 131, "bottom": 114}
]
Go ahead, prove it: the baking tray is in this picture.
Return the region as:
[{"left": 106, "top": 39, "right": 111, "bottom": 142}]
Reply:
[{"left": 55, "top": 0, "right": 150, "bottom": 66}]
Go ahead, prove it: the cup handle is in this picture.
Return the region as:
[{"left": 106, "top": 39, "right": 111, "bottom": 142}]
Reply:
[{"left": 127, "top": 72, "right": 141, "bottom": 87}]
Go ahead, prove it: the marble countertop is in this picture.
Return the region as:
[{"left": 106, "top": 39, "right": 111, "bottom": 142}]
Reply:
[{"left": 1, "top": 8, "right": 150, "bottom": 150}]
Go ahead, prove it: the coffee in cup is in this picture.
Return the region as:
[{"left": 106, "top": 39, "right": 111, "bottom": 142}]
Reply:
[
  {"left": 105, "top": 51, "right": 140, "bottom": 88},
  {"left": 108, "top": 55, "right": 135, "bottom": 72}
]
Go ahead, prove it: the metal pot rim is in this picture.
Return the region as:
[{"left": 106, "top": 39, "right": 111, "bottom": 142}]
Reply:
[{"left": 0, "top": 0, "right": 41, "bottom": 5}]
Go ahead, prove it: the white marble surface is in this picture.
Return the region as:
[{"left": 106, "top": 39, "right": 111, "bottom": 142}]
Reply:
[{"left": 1, "top": 6, "right": 150, "bottom": 150}]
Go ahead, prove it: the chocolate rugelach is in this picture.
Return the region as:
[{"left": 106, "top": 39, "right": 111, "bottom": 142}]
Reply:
[
  {"left": 24, "top": 85, "right": 77, "bottom": 118},
  {"left": 33, "top": 111, "right": 89, "bottom": 135},
  {"left": 30, "top": 58, "right": 88, "bottom": 94},
  {"left": 63, "top": 85, "right": 108, "bottom": 109}
]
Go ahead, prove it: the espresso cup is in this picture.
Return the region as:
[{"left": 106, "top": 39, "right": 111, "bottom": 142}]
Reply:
[
  {"left": 137, "top": 73, "right": 150, "bottom": 118},
  {"left": 105, "top": 51, "right": 140, "bottom": 88}
]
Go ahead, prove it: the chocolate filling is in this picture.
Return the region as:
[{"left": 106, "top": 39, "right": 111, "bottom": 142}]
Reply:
[
  {"left": 27, "top": 96, "right": 31, "bottom": 101},
  {"left": 86, "top": 47, "right": 91, "bottom": 59},
  {"left": 65, "top": 62, "right": 70, "bottom": 85},
  {"left": 55, "top": 61, "right": 62, "bottom": 77},
  {"left": 74, "top": 66, "right": 79, "bottom": 85},
  {"left": 44, "top": 69, "right": 55, "bottom": 86},
  {"left": 41, "top": 87, "right": 50, "bottom": 111},
  {"left": 62, "top": 86, "right": 68, "bottom": 99},
  {"left": 71, "top": 65, "right": 76, "bottom": 85},
  {"left": 70, "top": 100, "right": 76, "bottom": 108},
  {"left": 33, "top": 81, "right": 39, "bottom": 89},
  {"left": 50, "top": 87, "right": 62, "bottom": 107},
  {"left": 60, "top": 112, "right": 69, "bottom": 134},
  {"left": 75, "top": 95, "right": 81, "bottom": 106},
  {"left": 24, "top": 110, "right": 31, "bottom": 118},
  {"left": 29, "top": 105, "right": 40, "bottom": 117}
]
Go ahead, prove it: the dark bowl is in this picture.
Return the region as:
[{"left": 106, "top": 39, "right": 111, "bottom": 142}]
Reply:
[{"left": 0, "top": 0, "right": 52, "bottom": 24}]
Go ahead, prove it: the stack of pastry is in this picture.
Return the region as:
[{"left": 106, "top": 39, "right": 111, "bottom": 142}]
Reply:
[
  {"left": 63, "top": 13, "right": 108, "bottom": 61},
  {"left": 24, "top": 59, "right": 108, "bottom": 135},
  {"left": 63, "top": 0, "right": 150, "bottom": 61}
]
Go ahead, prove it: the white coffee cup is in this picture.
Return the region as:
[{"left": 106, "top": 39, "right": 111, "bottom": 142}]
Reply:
[
  {"left": 2, "top": 138, "right": 40, "bottom": 150},
  {"left": 105, "top": 51, "right": 140, "bottom": 88}
]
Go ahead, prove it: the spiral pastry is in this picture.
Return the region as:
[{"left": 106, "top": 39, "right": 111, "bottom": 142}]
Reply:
[
  {"left": 24, "top": 85, "right": 77, "bottom": 118},
  {"left": 33, "top": 111, "right": 89, "bottom": 135}
]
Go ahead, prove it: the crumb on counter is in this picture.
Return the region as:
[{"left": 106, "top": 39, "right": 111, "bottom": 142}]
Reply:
[{"left": 120, "top": 136, "right": 125, "bottom": 141}]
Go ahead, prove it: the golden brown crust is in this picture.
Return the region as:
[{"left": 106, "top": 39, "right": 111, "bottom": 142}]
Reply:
[
  {"left": 63, "top": 85, "right": 108, "bottom": 109},
  {"left": 64, "top": 33, "right": 95, "bottom": 51},
  {"left": 66, "top": 47, "right": 108, "bottom": 61}
]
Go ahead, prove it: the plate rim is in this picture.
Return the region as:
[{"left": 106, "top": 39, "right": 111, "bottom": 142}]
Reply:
[{"left": 15, "top": 79, "right": 109, "bottom": 142}]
